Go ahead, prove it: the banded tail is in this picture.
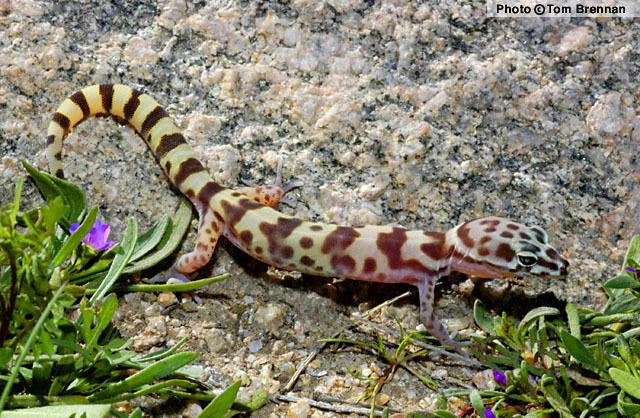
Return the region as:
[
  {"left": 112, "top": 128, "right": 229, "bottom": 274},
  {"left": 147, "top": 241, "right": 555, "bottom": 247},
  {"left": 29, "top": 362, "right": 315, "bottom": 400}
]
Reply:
[{"left": 45, "top": 84, "right": 223, "bottom": 204}]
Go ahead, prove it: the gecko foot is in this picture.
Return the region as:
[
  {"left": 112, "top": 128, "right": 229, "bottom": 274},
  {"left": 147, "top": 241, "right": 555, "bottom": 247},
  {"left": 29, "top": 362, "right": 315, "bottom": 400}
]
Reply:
[{"left": 238, "top": 158, "right": 303, "bottom": 207}]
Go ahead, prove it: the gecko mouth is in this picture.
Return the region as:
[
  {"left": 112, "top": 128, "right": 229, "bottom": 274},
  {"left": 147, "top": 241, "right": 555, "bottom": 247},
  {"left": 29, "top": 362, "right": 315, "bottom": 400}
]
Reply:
[{"left": 451, "top": 258, "right": 515, "bottom": 280}]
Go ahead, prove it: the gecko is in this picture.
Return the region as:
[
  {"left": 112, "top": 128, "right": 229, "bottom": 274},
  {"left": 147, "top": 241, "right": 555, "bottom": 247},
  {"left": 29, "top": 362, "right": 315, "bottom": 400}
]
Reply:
[{"left": 45, "top": 84, "right": 570, "bottom": 352}]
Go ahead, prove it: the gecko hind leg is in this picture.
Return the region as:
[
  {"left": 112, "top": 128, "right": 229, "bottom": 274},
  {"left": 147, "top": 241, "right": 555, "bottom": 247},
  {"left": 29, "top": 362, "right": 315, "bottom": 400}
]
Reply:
[
  {"left": 417, "top": 277, "right": 468, "bottom": 356},
  {"left": 238, "top": 158, "right": 303, "bottom": 208},
  {"left": 175, "top": 208, "right": 223, "bottom": 274}
]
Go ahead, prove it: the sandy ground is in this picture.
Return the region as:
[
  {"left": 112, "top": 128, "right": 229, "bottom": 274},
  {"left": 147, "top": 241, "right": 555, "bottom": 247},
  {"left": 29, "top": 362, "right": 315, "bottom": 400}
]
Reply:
[{"left": 0, "top": 1, "right": 638, "bottom": 416}]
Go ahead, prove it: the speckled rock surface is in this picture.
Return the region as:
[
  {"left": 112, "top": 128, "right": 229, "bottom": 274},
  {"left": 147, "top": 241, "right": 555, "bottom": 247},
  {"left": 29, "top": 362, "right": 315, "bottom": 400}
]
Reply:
[{"left": 1, "top": 1, "right": 638, "bottom": 415}]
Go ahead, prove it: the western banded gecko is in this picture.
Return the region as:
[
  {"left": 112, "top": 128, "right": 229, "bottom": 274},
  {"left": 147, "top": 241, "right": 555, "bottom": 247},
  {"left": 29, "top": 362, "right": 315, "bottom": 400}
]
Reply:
[{"left": 45, "top": 84, "right": 570, "bottom": 352}]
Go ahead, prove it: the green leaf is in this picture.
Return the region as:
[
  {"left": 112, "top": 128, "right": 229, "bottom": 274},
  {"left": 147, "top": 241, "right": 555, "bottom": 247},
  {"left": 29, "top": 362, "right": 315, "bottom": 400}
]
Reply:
[
  {"left": 617, "top": 389, "right": 640, "bottom": 416},
  {"left": 90, "top": 218, "right": 138, "bottom": 304},
  {"left": 22, "top": 161, "right": 86, "bottom": 223},
  {"left": 604, "top": 293, "right": 640, "bottom": 315},
  {"left": 49, "top": 207, "right": 98, "bottom": 271},
  {"left": 86, "top": 293, "right": 118, "bottom": 352},
  {"left": 133, "top": 337, "right": 188, "bottom": 363},
  {"left": 123, "top": 198, "right": 192, "bottom": 274},
  {"left": 0, "top": 284, "right": 68, "bottom": 412},
  {"left": 539, "top": 376, "right": 575, "bottom": 418},
  {"left": 426, "top": 412, "right": 457, "bottom": 418},
  {"left": 473, "top": 300, "right": 495, "bottom": 334},
  {"left": 560, "top": 331, "right": 598, "bottom": 370},
  {"left": 0, "top": 404, "right": 111, "bottom": 418},
  {"left": 622, "top": 235, "right": 640, "bottom": 274},
  {"left": 121, "top": 274, "right": 229, "bottom": 293},
  {"left": 469, "top": 389, "right": 485, "bottom": 414},
  {"left": 604, "top": 275, "right": 640, "bottom": 289},
  {"left": 127, "top": 408, "right": 143, "bottom": 418},
  {"left": 88, "top": 351, "right": 198, "bottom": 401},
  {"left": 610, "top": 368, "right": 640, "bottom": 400},
  {"left": 199, "top": 380, "right": 241, "bottom": 418},
  {"left": 130, "top": 216, "right": 170, "bottom": 262},
  {"left": 519, "top": 307, "right": 560, "bottom": 332},
  {"left": 566, "top": 304, "right": 581, "bottom": 339}
]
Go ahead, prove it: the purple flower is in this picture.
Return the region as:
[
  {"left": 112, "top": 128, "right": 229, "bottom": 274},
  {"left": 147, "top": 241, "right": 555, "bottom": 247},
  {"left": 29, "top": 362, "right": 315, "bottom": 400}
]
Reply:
[
  {"left": 493, "top": 369, "right": 508, "bottom": 386},
  {"left": 70, "top": 219, "right": 117, "bottom": 251},
  {"left": 626, "top": 266, "right": 640, "bottom": 274},
  {"left": 484, "top": 410, "right": 496, "bottom": 418}
]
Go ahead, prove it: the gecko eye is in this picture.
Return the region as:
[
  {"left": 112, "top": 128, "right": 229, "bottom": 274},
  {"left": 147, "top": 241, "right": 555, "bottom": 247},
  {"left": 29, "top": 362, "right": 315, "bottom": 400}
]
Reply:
[{"left": 517, "top": 253, "right": 538, "bottom": 267}]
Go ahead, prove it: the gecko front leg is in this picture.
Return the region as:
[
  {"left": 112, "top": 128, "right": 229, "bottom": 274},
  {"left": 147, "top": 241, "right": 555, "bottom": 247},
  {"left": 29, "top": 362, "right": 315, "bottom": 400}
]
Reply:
[
  {"left": 175, "top": 208, "right": 223, "bottom": 274},
  {"left": 417, "top": 276, "right": 466, "bottom": 356}
]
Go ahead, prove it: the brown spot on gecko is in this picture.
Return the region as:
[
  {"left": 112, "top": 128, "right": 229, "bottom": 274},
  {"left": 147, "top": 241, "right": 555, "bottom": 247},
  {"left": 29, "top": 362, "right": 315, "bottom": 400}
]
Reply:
[
  {"left": 174, "top": 158, "right": 206, "bottom": 187},
  {"left": 259, "top": 217, "right": 304, "bottom": 261},
  {"left": 520, "top": 232, "right": 531, "bottom": 240},
  {"left": 321, "top": 227, "right": 360, "bottom": 254},
  {"left": 419, "top": 232, "right": 445, "bottom": 260},
  {"left": 46, "top": 135, "right": 55, "bottom": 145},
  {"left": 239, "top": 230, "right": 253, "bottom": 246},
  {"left": 496, "top": 243, "right": 515, "bottom": 262},
  {"left": 479, "top": 236, "right": 491, "bottom": 245},
  {"left": 99, "top": 84, "right": 114, "bottom": 113},
  {"left": 484, "top": 227, "right": 497, "bottom": 233},
  {"left": 456, "top": 223, "right": 475, "bottom": 248},
  {"left": 507, "top": 223, "right": 519, "bottom": 230},
  {"left": 123, "top": 88, "right": 142, "bottom": 121},
  {"left": 156, "top": 133, "right": 186, "bottom": 158},
  {"left": 478, "top": 247, "right": 490, "bottom": 257},
  {"left": 299, "top": 237, "right": 313, "bottom": 249},
  {"left": 255, "top": 246, "right": 263, "bottom": 254},
  {"left": 231, "top": 192, "right": 242, "bottom": 197},
  {"left": 221, "top": 198, "right": 263, "bottom": 227},
  {"left": 52, "top": 112, "right": 70, "bottom": 132},
  {"left": 500, "top": 231, "right": 514, "bottom": 238},
  {"left": 480, "top": 219, "right": 500, "bottom": 226},
  {"left": 281, "top": 246, "right": 294, "bottom": 259},
  {"left": 310, "top": 225, "right": 323, "bottom": 231},
  {"left": 378, "top": 227, "right": 430, "bottom": 274},
  {"left": 300, "top": 255, "right": 315, "bottom": 267},
  {"left": 141, "top": 105, "right": 169, "bottom": 139},
  {"left": 331, "top": 255, "right": 356, "bottom": 275},
  {"left": 69, "top": 91, "right": 90, "bottom": 119},
  {"left": 546, "top": 248, "right": 558, "bottom": 258},
  {"left": 197, "top": 181, "right": 226, "bottom": 206},
  {"left": 363, "top": 257, "right": 377, "bottom": 274},
  {"left": 537, "top": 258, "right": 559, "bottom": 272}
]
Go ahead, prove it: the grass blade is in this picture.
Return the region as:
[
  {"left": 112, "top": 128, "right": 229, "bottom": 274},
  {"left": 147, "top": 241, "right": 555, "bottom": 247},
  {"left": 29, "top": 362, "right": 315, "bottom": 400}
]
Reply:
[
  {"left": 0, "top": 404, "right": 111, "bottom": 418},
  {"left": 120, "top": 274, "right": 230, "bottom": 293},
  {"left": 560, "top": 331, "right": 598, "bottom": 370},
  {"left": 123, "top": 198, "right": 191, "bottom": 274},
  {"left": 130, "top": 217, "right": 170, "bottom": 262},
  {"left": 199, "top": 380, "right": 241, "bottom": 418},
  {"left": 609, "top": 368, "right": 640, "bottom": 400},
  {"left": 49, "top": 207, "right": 97, "bottom": 271},
  {"left": 88, "top": 352, "right": 198, "bottom": 401}
]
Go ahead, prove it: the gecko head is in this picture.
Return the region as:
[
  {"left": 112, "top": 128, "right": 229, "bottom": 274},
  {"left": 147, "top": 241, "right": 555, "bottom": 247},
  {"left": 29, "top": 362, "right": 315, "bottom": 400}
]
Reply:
[{"left": 447, "top": 216, "right": 569, "bottom": 279}]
